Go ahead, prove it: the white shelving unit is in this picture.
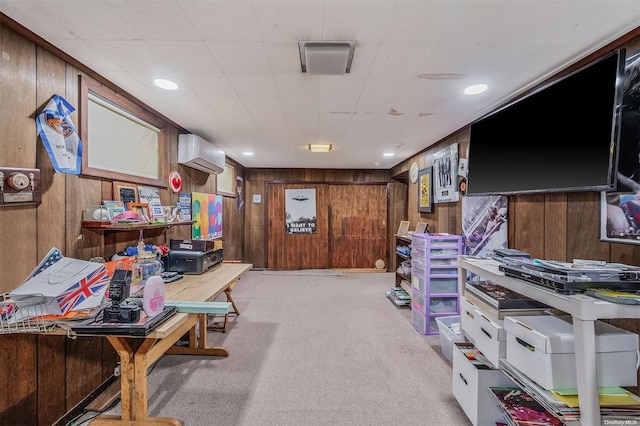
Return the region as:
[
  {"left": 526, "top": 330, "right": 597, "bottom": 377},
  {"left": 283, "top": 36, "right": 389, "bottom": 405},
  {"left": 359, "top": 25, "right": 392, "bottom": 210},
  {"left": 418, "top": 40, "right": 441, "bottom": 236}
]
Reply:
[{"left": 458, "top": 256, "right": 640, "bottom": 426}]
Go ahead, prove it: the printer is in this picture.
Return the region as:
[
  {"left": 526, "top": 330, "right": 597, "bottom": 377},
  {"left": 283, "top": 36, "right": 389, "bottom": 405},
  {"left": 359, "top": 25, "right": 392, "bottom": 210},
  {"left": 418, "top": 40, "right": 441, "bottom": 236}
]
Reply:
[{"left": 166, "top": 248, "right": 223, "bottom": 274}]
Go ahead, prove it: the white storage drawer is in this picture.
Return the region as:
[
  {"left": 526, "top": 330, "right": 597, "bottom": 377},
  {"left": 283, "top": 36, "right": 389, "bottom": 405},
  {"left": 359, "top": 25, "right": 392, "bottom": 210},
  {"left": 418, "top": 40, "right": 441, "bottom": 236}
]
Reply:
[
  {"left": 505, "top": 315, "right": 640, "bottom": 390},
  {"left": 461, "top": 297, "right": 506, "bottom": 369},
  {"left": 452, "top": 342, "right": 514, "bottom": 426}
]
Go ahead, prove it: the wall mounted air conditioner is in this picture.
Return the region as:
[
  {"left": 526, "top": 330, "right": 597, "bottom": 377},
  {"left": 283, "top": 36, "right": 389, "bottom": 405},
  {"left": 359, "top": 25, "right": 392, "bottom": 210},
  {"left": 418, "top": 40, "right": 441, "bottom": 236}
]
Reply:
[{"left": 178, "top": 134, "right": 225, "bottom": 174}]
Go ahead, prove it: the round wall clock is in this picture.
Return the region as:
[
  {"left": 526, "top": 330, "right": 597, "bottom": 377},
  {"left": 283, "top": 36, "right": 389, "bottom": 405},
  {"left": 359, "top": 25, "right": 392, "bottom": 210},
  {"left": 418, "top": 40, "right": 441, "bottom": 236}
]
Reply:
[
  {"left": 169, "top": 170, "right": 182, "bottom": 193},
  {"left": 409, "top": 162, "right": 419, "bottom": 183}
]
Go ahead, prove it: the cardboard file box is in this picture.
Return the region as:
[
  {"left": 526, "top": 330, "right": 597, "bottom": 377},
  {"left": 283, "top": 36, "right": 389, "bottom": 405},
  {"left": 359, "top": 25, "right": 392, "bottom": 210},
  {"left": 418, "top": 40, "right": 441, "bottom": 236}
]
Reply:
[{"left": 504, "top": 315, "right": 639, "bottom": 390}]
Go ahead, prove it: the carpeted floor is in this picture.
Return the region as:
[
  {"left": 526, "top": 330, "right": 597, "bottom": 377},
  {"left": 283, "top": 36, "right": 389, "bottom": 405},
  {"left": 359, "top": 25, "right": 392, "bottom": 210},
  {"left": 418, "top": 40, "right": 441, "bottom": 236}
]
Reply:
[{"left": 78, "top": 270, "right": 471, "bottom": 425}]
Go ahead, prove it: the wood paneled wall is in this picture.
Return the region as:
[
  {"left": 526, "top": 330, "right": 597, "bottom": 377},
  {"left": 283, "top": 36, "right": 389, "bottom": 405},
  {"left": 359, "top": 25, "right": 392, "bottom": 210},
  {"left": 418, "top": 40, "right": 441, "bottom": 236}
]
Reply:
[
  {"left": 244, "top": 168, "right": 394, "bottom": 269},
  {"left": 0, "top": 19, "right": 245, "bottom": 425},
  {"left": 4, "top": 10, "right": 640, "bottom": 425}
]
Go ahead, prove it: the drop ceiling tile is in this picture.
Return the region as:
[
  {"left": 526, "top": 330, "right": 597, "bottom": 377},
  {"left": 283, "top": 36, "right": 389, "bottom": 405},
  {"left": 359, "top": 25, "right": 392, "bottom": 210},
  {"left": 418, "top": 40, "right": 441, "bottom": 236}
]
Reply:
[
  {"left": 147, "top": 41, "right": 223, "bottom": 74},
  {"left": 181, "top": 1, "right": 261, "bottom": 42},
  {"left": 205, "top": 41, "right": 271, "bottom": 74}
]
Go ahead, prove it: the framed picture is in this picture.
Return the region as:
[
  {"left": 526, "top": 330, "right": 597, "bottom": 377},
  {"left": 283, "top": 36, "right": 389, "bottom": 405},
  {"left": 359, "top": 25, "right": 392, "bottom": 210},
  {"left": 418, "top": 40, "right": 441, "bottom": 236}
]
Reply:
[
  {"left": 418, "top": 167, "right": 433, "bottom": 213},
  {"left": 415, "top": 222, "right": 428, "bottom": 234},
  {"left": 114, "top": 182, "right": 138, "bottom": 208},
  {"left": 138, "top": 185, "right": 164, "bottom": 221},
  {"left": 396, "top": 220, "right": 410, "bottom": 235},
  {"left": 599, "top": 191, "right": 640, "bottom": 245},
  {"left": 433, "top": 143, "right": 459, "bottom": 203},
  {"left": 127, "top": 202, "right": 151, "bottom": 222}
]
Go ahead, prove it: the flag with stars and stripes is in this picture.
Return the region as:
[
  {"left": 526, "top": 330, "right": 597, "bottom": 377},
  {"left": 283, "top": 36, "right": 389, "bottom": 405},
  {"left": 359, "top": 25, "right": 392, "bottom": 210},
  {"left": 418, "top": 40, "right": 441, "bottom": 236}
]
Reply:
[{"left": 27, "top": 247, "right": 64, "bottom": 279}]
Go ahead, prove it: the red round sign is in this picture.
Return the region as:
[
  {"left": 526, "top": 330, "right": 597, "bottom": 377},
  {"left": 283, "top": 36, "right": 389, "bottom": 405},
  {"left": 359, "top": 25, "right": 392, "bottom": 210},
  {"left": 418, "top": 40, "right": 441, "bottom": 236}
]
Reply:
[{"left": 169, "top": 170, "right": 182, "bottom": 193}]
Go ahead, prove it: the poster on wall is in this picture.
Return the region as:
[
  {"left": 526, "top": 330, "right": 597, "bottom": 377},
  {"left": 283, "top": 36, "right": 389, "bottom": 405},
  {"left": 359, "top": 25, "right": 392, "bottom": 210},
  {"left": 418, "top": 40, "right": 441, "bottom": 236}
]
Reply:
[
  {"left": 433, "top": 143, "right": 459, "bottom": 203},
  {"left": 462, "top": 195, "right": 508, "bottom": 257},
  {"left": 191, "top": 192, "right": 223, "bottom": 239},
  {"left": 600, "top": 49, "right": 640, "bottom": 245},
  {"left": 285, "top": 188, "right": 317, "bottom": 234}
]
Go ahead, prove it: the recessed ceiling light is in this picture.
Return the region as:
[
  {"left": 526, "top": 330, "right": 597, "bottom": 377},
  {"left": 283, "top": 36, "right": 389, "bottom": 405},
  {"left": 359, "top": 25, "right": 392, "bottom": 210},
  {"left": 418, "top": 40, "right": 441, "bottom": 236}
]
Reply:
[
  {"left": 243, "top": 151, "right": 254, "bottom": 156},
  {"left": 153, "top": 78, "right": 178, "bottom": 90},
  {"left": 383, "top": 152, "right": 395, "bottom": 157},
  {"left": 417, "top": 73, "right": 466, "bottom": 80},
  {"left": 464, "top": 84, "right": 488, "bottom": 95}
]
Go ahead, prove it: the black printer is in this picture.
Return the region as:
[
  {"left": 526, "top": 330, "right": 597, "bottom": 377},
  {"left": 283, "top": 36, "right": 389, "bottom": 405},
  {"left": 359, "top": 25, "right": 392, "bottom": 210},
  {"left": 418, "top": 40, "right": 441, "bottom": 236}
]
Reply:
[{"left": 166, "top": 249, "right": 223, "bottom": 274}]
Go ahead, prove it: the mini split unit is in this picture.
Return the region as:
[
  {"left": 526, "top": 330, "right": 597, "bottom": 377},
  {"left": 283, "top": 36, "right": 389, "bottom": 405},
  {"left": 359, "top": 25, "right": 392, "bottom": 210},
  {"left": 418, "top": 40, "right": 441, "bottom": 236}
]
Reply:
[{"left": 178, "top": 134, "right": 225, "bottom": 174}]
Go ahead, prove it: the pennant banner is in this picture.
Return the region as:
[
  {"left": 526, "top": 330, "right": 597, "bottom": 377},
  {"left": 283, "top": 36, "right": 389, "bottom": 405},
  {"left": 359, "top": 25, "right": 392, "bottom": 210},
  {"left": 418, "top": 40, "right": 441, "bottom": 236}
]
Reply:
[{"left": 35, "top": 94, "right": 83, "bottom": 174}]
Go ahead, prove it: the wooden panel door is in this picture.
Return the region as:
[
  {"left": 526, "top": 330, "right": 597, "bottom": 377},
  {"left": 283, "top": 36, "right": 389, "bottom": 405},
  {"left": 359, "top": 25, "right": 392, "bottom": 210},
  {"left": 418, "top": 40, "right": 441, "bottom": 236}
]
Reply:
[
  {"left": 328, "top": 184, "right": 388, "bottom": 269},
  {"left": 267, "top": 183, "right": 329, "bottom": 270}
]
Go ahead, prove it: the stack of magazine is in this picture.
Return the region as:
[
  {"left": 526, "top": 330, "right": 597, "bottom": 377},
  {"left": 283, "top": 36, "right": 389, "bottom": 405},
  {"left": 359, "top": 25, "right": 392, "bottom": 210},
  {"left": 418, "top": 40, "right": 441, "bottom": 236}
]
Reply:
[{"left": 499, "top": 359, "right": 640, "bottom": 424}]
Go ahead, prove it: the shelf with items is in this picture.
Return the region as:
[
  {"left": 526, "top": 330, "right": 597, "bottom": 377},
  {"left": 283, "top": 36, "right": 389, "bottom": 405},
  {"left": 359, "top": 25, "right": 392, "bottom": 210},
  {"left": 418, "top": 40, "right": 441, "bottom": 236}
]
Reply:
[
  {"left": 410, "top": 233, "right": 462, "bottom": 335},
  {"left": 82, "top": 220, "right": 194, "bottom": 231},
  {"left": 394, "top": 234, "right": 412, "bottom": 290},
  {"left": 457, "top": 256, "right": 640, "bottom": 426},
  {"left": 386, "top": 287, "right": 411, "bottom": 308},
  {"left": 82, "top": 217, "right": 194, "bottom": 259}
]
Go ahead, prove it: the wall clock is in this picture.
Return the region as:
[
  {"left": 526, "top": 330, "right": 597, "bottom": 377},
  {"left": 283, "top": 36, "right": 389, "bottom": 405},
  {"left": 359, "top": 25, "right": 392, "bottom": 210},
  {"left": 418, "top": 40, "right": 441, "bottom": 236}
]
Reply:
[{"left": 409, "top": 162, "right": 419, "bottom": 183}]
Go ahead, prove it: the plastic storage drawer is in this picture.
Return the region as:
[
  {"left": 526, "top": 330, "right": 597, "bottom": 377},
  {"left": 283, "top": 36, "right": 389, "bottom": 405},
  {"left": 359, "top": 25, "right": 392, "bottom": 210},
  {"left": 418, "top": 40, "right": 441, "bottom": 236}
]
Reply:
[{"left": 411, "top": 309, "right": 440, "bottom": 335}]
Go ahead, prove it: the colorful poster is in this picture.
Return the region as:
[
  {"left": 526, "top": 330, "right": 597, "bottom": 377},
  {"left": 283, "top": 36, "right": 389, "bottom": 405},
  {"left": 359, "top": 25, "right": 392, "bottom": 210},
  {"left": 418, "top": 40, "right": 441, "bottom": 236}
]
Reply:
[
  {"left": 285, "top": 188, "right": 317, "bottom": 234},
  {"left": 462, "top": 195, "right": 508, "bottom": 257},
  {"left": 191, "top": 192, "right": 222, "bottom": 239}
]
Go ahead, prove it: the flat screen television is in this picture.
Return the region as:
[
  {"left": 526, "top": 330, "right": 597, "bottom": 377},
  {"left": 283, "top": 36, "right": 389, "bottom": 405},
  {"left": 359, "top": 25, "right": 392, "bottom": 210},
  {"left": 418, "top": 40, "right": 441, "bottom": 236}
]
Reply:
[{"left": 466, "top": 48, "right": 626, "bottom": 196}]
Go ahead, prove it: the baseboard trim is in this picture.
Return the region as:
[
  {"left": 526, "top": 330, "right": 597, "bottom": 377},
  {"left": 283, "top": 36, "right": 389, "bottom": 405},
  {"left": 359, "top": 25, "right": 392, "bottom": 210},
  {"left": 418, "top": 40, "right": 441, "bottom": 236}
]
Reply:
[{"left": 52, "top": 374, "right": 119, "bottom": 426}]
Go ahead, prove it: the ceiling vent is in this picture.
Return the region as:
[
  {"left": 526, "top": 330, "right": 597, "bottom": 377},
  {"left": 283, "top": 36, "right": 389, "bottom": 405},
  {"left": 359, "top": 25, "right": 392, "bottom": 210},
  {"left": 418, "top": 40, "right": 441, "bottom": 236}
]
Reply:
[
  {"left": 298, "top": 41, "right": 356, "bottom": 75},
  {"left": 178, "top": 134, "right": 225, "bottom": 174}
]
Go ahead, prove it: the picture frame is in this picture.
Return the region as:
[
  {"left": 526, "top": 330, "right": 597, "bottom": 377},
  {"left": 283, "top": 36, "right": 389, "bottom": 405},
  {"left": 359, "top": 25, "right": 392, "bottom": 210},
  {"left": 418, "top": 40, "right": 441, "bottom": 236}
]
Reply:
[
  {"left": 433, "top": 143, "right": 459, "bottom": 203},
  {"left": 415, "top": 222, "right": 428, "bottom": 234},
  {"left": 599, "top": 191, "right": 640, "bottom": 245},
  {"left": 396, "top": 220, "right": 410, "bottom": 236},
  {"left": 114, "top": 181, "right": 138, "bottom": 208},
  {"left": 418, "top": 167, "right": 433, "bottom": 213},
  {"left": 137, "top": 185, "right": 164, "bottom": 221},
  {"left": 127, "top": 202, "right": 151, "bottom": 222}
]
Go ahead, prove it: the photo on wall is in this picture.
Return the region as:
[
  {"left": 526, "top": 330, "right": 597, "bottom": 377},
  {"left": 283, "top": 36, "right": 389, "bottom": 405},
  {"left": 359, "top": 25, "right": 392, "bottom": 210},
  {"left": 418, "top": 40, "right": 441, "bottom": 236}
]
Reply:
[
  {"left": 433, "top": 143, "right": 459, "bottom": 203},
  {"left": 601, "top": 49, "right": 640, "bottom": 245},
  {"left": 462, "top": 195, "right": 508, "bottom": 257}
]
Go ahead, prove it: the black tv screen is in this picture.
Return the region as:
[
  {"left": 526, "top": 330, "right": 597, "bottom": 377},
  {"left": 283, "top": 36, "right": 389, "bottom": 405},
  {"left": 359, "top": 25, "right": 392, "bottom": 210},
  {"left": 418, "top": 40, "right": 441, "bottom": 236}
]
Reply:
[{"left": 466, "top": 49, "right": 626, "bottom": 196}]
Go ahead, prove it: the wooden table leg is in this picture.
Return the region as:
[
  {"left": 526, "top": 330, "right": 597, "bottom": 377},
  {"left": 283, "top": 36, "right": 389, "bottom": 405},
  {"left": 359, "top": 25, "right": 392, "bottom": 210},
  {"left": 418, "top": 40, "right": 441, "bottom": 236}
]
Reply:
[
  {"left": 207, "top": 281, "right": 240, "bottom": 333},
  {"left": 166, "top": 313, "right": 230, "bottom": 356},
  {"left": 90, "top": 315, "right": 198, "bottom": 425}
]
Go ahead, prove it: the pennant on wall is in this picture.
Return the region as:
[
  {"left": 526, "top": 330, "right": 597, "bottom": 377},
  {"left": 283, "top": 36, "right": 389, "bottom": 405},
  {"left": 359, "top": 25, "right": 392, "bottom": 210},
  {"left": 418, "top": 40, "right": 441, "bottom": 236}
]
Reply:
[{"left": 35, "top": 94, "right": 83, "bottom": 174}]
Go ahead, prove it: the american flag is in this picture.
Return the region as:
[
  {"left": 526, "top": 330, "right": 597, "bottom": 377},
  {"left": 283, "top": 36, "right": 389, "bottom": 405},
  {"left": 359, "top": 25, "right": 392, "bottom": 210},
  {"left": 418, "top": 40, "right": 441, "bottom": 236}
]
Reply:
[
  {"left": 55, "top": 265, "right": 110, "bottom": 314},
  {"left": 28, "top": 247, "right": 64, "bottom": 279}
]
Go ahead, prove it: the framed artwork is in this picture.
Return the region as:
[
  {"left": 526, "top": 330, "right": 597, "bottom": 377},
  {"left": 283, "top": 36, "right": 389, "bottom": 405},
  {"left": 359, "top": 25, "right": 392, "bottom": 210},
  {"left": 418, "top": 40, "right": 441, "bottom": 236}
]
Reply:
[
  {"left": 433, "top": 143, "right": 459, "bottom": 203},
  {"left": 397, "top": 220, "right": 410, "bottom": 236},
  {"left": 599, "top": 192, "right": 640, "bottom": 245},
  {"left": 138, "top": 185, "right": 164, "bottom": 221},
  {"left": 415, "top": 222, "right": 428, "bottom": 234},
  {"left": 127, "top": 202, "right": 151, "bottom": 222},
  {"left": 418, "top": 167, "right": 433, "bottom": 213},
  {"left": 114, "top": 182, "right": 138, "bottom": 208}
]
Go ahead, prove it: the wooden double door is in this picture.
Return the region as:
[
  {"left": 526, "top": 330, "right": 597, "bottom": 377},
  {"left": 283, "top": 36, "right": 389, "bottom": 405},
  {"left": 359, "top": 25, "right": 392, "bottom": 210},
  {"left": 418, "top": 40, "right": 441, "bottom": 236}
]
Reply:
[{"left": 267, "top": 183, "right": 388, "bottom": 270}]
